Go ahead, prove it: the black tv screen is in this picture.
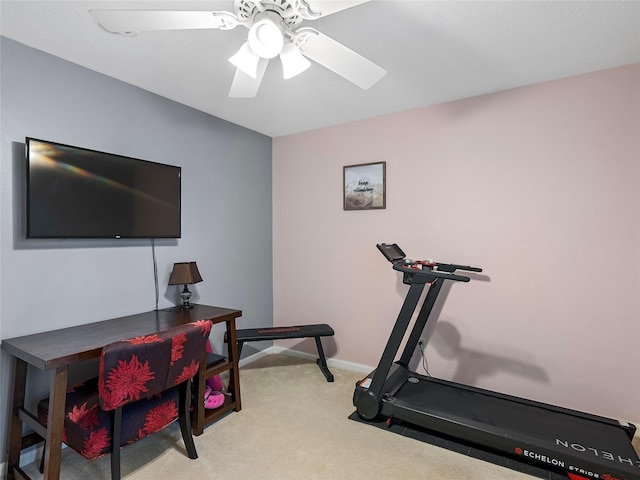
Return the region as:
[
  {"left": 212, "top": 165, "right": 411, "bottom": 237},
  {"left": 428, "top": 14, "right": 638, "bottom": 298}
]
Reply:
[{"left": 26, "top": 138, "right": 181, "bottom": 239}]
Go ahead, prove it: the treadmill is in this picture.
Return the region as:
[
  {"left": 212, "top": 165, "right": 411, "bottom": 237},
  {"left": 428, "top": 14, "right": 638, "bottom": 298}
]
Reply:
[{"left": 353, "top": 243, "right": 640, "bottom": 480}]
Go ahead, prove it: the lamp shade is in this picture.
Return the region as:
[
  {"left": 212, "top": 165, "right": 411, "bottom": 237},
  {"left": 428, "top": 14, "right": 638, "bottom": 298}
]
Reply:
[
  {"left": 280, "top": 42, "right": 311, "bottom": 79},
  {"left": 229, "top": 42, "right": 261, "bottom": 78},
  {"left": 168, "top": 262, "right": 203, "bottom": 285}
]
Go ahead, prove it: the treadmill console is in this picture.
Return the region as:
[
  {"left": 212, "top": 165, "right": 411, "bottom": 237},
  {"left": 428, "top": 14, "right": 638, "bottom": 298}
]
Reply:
[{"left": 377, "top": 243, "right": 405, "bottom": 263}]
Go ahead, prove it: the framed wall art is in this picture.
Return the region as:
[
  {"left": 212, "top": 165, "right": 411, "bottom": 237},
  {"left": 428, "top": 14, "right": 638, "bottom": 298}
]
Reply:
[{"left": 343, "top": 161, "right": 386, "bottom": 210}]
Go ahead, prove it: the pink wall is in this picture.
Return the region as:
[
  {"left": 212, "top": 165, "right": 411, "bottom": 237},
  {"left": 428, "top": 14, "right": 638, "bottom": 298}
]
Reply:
[{"left": 272, "top": 63, "right": 640, "bottom": 423}]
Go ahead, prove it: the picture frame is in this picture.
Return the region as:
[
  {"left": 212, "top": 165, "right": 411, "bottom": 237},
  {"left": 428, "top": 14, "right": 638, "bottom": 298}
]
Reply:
[{"left": 343, "top": 161, "right": 386, "bottom": 210}]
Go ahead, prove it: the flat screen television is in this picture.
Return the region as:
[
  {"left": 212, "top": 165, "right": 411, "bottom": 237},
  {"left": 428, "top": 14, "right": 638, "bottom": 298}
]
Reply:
[{"left": 26, "top": 137, "right": 181, "bottom": 239}]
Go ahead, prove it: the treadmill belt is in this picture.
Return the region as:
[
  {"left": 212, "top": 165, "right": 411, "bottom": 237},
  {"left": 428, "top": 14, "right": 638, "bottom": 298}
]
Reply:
[{"left": 396, "top": 378, "right": 639, "bottom": 459}]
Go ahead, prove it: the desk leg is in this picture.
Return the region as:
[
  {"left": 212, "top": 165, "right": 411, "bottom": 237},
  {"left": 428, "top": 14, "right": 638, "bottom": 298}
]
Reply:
[
  {"left": 226, "top": 318, "right": 241, "bottom": 412},
  {"left": 42, "top": 366, "right": 67, "bottom": 480},
  {"left": 7, "top": 357, "right": 28, "bottom": 479}
]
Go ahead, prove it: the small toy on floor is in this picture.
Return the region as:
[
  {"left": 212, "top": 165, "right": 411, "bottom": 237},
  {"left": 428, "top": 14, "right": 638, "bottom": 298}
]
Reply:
[
  {"left": 205, "top": 341, "right": 225, "bottom": 409},
  {"left": 204, "top": 386, "right": 224, "bottom": 409}
]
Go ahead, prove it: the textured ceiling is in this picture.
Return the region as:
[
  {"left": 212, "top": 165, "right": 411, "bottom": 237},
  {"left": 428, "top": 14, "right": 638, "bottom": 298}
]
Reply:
[{"left": 1, "top": 0, "right": 639, "bottom": 137}]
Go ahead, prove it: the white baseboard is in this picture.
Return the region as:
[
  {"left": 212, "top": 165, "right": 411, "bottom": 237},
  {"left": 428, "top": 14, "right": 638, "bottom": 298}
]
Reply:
[
  {"left": 240, "top": 346, "right": 373, "bottom": 374},
  {"left": 238, "top": 345, "right": 277, "bottom": 367}
]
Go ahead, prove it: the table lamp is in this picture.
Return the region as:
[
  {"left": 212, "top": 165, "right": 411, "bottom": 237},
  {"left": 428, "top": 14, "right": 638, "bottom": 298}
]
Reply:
[{"left": 168, "top": 261, "right": 203, "bottom": 310}]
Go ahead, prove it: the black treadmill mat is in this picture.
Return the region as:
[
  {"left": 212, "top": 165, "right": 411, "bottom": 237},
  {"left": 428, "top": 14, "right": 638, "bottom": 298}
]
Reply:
[{"left": 348, "top": 411, "right": 567, "bottom": 480}]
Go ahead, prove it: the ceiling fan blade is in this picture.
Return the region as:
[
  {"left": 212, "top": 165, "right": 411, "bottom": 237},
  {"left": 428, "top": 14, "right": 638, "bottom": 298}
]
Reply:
[
  {"left": 304, "top": 0, "right": 371, "bottom": 18},
  {"left": 297, "top": 29, "right": 386, "bottom": 89},
  {"left": 229, "top": 58, "right": 269, "bottom": 98},
  {"left": 89, "top": 10, "right": 239, "bottom": 34}
]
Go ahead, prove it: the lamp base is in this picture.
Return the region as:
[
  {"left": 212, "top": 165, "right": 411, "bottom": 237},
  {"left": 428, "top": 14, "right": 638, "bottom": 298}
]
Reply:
[{"left": 179, "top": 285, "right": 193, "bottom": 310}]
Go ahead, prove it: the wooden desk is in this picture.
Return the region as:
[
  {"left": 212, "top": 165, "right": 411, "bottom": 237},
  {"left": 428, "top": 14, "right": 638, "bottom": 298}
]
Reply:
[{"left": 2, "top": 304, "right": 242, "bottom": 480}]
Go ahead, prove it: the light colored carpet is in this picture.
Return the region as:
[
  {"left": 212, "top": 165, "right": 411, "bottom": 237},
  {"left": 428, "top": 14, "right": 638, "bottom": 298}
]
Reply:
[{"left": 19, "top": 353, "right": 640, "bottom": 479}]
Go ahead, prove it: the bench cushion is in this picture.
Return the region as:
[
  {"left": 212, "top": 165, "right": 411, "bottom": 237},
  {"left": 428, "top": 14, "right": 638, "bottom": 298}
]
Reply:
[{"left": 235, "top": 324, "right": 334, "bottom": 342}]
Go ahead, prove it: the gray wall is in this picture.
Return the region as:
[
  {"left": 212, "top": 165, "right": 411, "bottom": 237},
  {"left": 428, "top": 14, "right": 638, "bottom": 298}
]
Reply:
[{"left": 0, "top": 37, "right": 273, "bottom": 466}]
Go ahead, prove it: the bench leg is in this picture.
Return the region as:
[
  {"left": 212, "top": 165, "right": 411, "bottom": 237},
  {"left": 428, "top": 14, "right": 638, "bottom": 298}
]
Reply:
[{"left": 314, "top": 337, "right": 334, "bottom": 382}]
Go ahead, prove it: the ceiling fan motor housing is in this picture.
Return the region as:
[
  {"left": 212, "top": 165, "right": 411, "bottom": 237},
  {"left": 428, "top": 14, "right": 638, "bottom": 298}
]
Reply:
[{"left": 234, "top": 0, "right": 314, "bottom": 28}]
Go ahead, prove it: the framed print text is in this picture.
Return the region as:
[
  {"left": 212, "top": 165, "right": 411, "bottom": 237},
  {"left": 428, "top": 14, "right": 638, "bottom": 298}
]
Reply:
[{"left": 343, "top": 161, "right": 386, "bottom": 210}]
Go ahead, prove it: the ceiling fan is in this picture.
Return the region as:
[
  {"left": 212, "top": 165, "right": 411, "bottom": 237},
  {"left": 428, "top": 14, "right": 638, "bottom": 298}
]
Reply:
[{"left": 90, "top": 0, "right": 387, "bottom": 98}]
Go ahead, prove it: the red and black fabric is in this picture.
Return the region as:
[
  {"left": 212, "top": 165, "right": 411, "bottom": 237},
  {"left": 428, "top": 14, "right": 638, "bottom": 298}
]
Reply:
[{"left": 37, "top": 320, "right": 211, "bottom": 479}]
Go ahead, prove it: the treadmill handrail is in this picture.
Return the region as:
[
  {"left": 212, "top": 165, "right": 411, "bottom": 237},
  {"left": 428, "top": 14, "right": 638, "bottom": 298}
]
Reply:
[
  {"left": 435, "top": 262, "right": 482, "bottom": 273},
  {"left": 392, "top": 263, "right": 471, "bottom": 282}
]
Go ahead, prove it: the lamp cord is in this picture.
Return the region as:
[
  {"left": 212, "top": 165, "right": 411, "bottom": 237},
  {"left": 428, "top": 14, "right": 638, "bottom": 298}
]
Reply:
[{"left": 151, "top": 239, "right": 159, "bottom": 310}]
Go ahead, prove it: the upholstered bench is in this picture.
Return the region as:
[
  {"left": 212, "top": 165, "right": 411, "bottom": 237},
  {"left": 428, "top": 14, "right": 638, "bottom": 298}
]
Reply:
[{"left": 228, "top": 324, "right": 335, "bottom": 382}]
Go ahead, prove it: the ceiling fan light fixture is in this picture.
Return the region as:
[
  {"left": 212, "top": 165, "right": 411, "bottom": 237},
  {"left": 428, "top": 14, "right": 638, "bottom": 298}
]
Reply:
[
  {"left": 90, "top": 2, "right": 388, "bottom": 99},
  {"left": 229, "top": 41, "right": 260, "bottom": 78},
  {"left": 280, "top": 42, "right": 311, "bottom": 79},
  {"left": 247, "top": 14, "right": 284, "bottom": 59}
]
